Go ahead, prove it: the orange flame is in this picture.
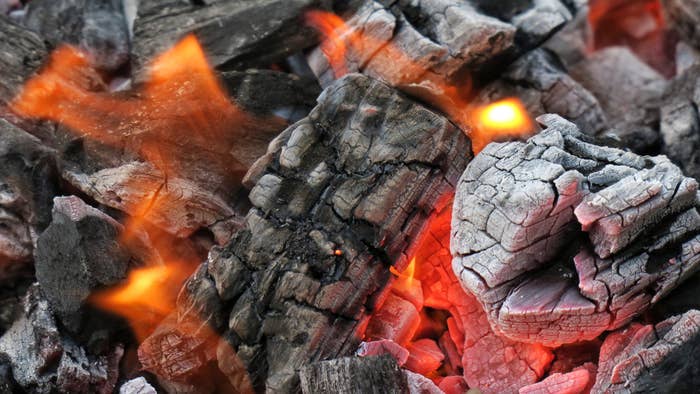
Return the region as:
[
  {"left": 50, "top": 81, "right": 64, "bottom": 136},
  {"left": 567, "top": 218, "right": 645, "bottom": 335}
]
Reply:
[{"left": 470, "top": 98, "right": 535, "bottom": 154}]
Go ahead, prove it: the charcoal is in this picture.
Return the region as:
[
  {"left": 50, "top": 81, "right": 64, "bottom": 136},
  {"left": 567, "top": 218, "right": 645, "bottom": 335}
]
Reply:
[
  {"left": 403, "top": 370, "right": 442, "bottom": 394},
  {"left": 0, "top": 0, "right": 20, "bottom": 15},
  {"left": 34, "top": 196, "right": 157, "bottom": 327},
  {"left": 131, "top": 0, "right": 331, "bottom": 71},
  {"left": 0, "top": 119, "right": 58, "bottom": 272},
  {"left": 22, "top": 0, "right": 129, "bottom": 71},
  {"left": 468, "top": 49, "right": 607, "bottom": 138},
  {"left": 676, "top": 41, "right": 700, "bottom": 75},
  {"left": 308, "top": 0, "right": 575, "bottom": 106},
  {"left": 592, "top": 310, "right": 700, "bottom": 393},
  {"left": 0, "top": 285, "right": 122, "bottom": 394},
  {"left": 518, "top": 366, "right": 592, "bottom": 394},
  {"left": 298, "top": 355, "right": 409, "bottom": 394},
  {"left": 569, "top": 46, "right": 666, "bottom": 153},
  {"left": 660, "top": 65, "right": 700, "bottom": 180},
  {"left": 119, "top": 377, "right": 157, "bottom": 394},
  {"left": 661, "top": 0, "right": 700, "bottom": 51},
  {"left": 221, "top": 69, "right": 321, "bottom": 122},
  {"left": 543, "top": 4, "right": 591, "bottom": 68},
  {"left": 452, "top": 114, "right": 700, "bottom": 347},
  {"left": 0, "top": 17, "right": 46, "bottom": 107},
  {"left": 139, "top": 74, "right": 470, "bottom": 391}
]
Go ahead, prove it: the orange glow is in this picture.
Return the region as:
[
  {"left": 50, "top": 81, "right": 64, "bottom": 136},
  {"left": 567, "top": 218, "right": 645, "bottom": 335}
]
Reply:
[
  {"left": 306, "top": 10, "right": 350, "bottom": 78},
  {"left": 470, "top": 98, "right": 534, "bottom": 154},
  {"left": 391, "top": 257, "right": 417, "bottom": 287}
]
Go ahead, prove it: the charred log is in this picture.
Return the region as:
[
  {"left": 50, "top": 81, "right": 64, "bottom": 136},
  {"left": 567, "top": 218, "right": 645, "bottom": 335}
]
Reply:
[
  {"left": 130, "top": 0, "right": 331, "bottom": 71},
  {"left": 592, "top": 310, "right": 700, "bottom": 393},
  {"left": 452, "top": 114, "right": 700, "bottom": 347},
  {"left": 138, "top": 73, "right": 470, "bottom": 392},
  {"left": 299, "top": 355, "right": 408, "bottom": 394}
]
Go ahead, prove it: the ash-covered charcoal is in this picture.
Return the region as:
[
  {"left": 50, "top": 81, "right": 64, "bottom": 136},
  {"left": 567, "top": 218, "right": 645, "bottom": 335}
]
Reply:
[
  {"left": 221, "top": 69, "right": 321, "bottom": 123},
  {"left": 22, "top": 0, "right": 129, "bottom": 71},
  {"left": 139, "top": 74, "right": 470, "bottom": 392},
  {"left": 34, "top": 196, "right": 158, "bottom": 328},
  {"left": 119, "top": 377, "right": 157, "bottom": 394},
  {"left": 662, "top": 0, "right": 700, "bottom": 51},
  {"left": 131, "top": 0, "right": 331, "bottom": 72},
  {"left": 468, "top": 49, "right": 607, "bottom": 137},
  {"left": 0, "top": 285, "right": 122, "bottom": 394},
  {"left": 569, "top": 46, "right": 667, "bottom": 153},
  {"left": 518, "top": 365, "right": 594, "bottom": 394},
  {"left": 592, "top": 310, "right": 700, "bottom": 393},
  {"left": 660, "top": 64, "right": 700, "bottom": 180},
  {"left": 0, "top": 119, "right": 57, "bottom": 273},
  {"left": 452, "top": 114, "right": 700, "bottom": 347},
  {"left": 308, "top": 0, "right": 576, "bottom": 101},
  {"left": 543, "top": 3, "right": 591, "bottom": 68},
  {"left": 0, "top": 17, "right": 46, "bottom": 108},
  {"left": 299, "top": 355, "right": 409, "bottom": 394}
]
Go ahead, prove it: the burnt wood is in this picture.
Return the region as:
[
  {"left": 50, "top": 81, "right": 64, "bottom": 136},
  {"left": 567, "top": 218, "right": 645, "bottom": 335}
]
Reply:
[{"left": 298, "top": 355, "right": 408, "bottom": 394}]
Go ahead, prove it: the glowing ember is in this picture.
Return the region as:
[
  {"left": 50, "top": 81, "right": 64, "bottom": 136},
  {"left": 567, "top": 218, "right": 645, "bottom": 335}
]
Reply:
[
  {"left": 470, "top": 98, "right": 535, "bottom": 154},
  {"left": 391, "top": 256, "right": 417, "bottom": 286}
]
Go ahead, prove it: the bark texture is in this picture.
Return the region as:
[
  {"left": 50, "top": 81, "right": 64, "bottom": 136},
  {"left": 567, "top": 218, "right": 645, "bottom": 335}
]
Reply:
[
  {"left": 298, "top": 355, "right": 408, "bottom": 394},
  {"left": 138, "top": 73, "right": 470, "bottom": 392},
  {"left": 452, "top": 114, "right": 700, "bottom": 346}
]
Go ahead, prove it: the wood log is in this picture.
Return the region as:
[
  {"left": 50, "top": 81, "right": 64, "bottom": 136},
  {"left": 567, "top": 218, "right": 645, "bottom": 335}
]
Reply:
[
  {"left": 298, "top": 355, "right": 408, "bottom": 394},
  {"left": 452, "top": 114, "right": 700, "bottom": 347},
  {"left": 592, "top": 310, "right": 700, "bottom": 393},
  {"left": 130, "top": 0, "right": 331, "bottom": 71},
  {"left": 138, "top": 73, "right": 470, "bottom": 392}
]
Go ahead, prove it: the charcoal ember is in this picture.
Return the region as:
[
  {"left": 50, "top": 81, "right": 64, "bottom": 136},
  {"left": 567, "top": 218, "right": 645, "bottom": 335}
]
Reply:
[
  {"left": 131, "top": 0, "right": 331, "bottom": 71},
  {"left": 518, "top": 366, "right": 592, "bottom": 394},
  {"left": 543, "top": 3, "right": 591, "bottom": 68},
  {"left": 468, "top": 49, "right": 607, "bottom": 137},
  {"left": 592, "top": 310, "right": 700, "bottom": 393},
  {"left": 365, "top": 293, "right": 421, "bottom": 345},
  {"left": 569, "top": 46, "right": 667, "bottom": 153},
  {"left": 0, "top": 119, "right": 57, "bottom": 271},
  {"left": 413, "top": 202, "right": 554, "bottom": 393},
  {"left": 661, "top": 0, "right": 700, "bottom": 50},
  {"left": 404, "top": 339, "right": 444, "bottom": 375},
  {"left": 438, "top": 376, "right": 468, "bottom": 394},
  {"left": 34, "top": 195, "right": 157, "bottom": 327},
  {"left": 298, "top": 355, "right": 409, "bottom": 394},
  {"left": 0, "top": 285, "right": 122, "bottom": 394},
  {"left": 140, "top": 74, "right": 470, "bottom": 391},
  {"left": 676, "top": 41, "right": 700, "bottom": 75},
  {"left": 452, "top": 114, "right": 700, "bottom": 347},
  {"left": 221, "top": 69, "right": 321, "bottom": 123},
  {"left": 308, "top": 0, "right": 574, "bottom": 106},
  {"left": 0, "top": 17, "right": 46, "bottom": 109},
  {"left": 22, "top": 0, "right": 129, "bottom": 71},
  {"left": 660, "top": 65, "right": 700, "bottom": 180},
  {"left": 356, "top": 340, "right": 410, "bottom": 366},
  {"left": 119, "top": 377, "right": 157, "bottom": 394},
  {"left": 403, "top": 370, "right": 442, "bottom": 394},
  {"left": 548, "top": 340, "right": 601, "bottom": 375}
]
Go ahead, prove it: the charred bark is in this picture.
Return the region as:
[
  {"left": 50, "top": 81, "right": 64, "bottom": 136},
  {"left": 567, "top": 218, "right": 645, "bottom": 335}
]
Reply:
[
  {"left": 138, "top": 73, "right": 470, "bottom": 392},
  {"left": 452, "top": 114, "right": 700, "bottom": 346},
  {"left": 298, "top": 355, "right": 408, "bottom": 394}
]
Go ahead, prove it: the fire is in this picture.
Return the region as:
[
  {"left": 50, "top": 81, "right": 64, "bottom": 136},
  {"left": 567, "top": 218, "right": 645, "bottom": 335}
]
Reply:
[
  {"left": 470, "top": 98, "right": 534, "bottom": 154},
  {"left": 305, "top": 10, "right": 350, "bottom": 78},
  {"left": 391, "top": 256, "right": 417, "bottom": 287}
]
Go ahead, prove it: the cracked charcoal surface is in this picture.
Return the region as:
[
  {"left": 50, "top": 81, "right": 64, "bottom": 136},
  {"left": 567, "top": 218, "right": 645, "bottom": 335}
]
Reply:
[
  {"left": 299, "top": 355, "right": 408, "bottom": 394},
  {"left": 662, "top": 0, "right": 700, "bottom": 51},
  {"left": 0, "top": 285, "right": 122, "bottom": 394},
  {"left": 660, "top": 65, "right": 700, "bottom": 181},
  {"left": 138, "top": 73, "right": 470, "bottom": 392},
  {"left": 131, "top": 0, "right": 331, "bottom": 72},
  {"left": 0, "top": 119, "right": 57, "bottom": 273},
  {"left": 22, "top": 0, "right": 129, "bottom": 71},
  {"left": 452, "top": 114, "right": 700, "bottom": 347},
  {"left": 308, "top": 0, "right": 576, "bottom": 108},
  {"left": 592, "top": 310, "right": 700, "bottom": 393}
]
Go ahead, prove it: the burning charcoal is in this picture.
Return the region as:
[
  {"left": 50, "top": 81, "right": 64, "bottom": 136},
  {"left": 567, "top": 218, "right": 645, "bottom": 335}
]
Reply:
[
  {"left": 131, "top": 0, "right": 331, "bottom": 71},
  {"left": 543, "top": 4, "right": 591, "bottom": 68},
  {"left": 357, "top": 340, "right": 410, "bottom": 366},
  {"left": 0, "top": 119, "right": 57, "bottom": 272},
  {"left": 439, "top": 376, "right": 469, "bottom": 394},
  {"left": 221, "top": 69, "right": 321, "bottom": 123},
  {"left": 34, "top": 196, "right": 157, "bottom": 328},
  {"left": 452, "top": 114, "right": 700, "bottom": 347},
  {"left": 661, "top": 0, "right": 700, "bottom": 50},
  {"left": 660, "top": 65, "right": 700, "bottom": 180},
  {"left": 569, "top": 46, "right": 667, "bottom": 153},
  {"left": 299, "top": 355, "right": 409, "bottom": 394},
  {"left": 518, "top": 367, "right": 592, "bottom": 394},
  {"left": 119, "top": 377, "right": 157, "bottom": 394},
  {"left": 139, "top": 73, "right": 469, "bottom": 391},
  {"left": 22, "top": 0, "right": 129, "bottom": 71},
  {"left": 468, "top": 49, "right": 607, "bottom": 142},
  {"left": 0, "top": 285, "right": 122, "bottom": 394},
  {"left": 404, "top": 339, "right": 445, "bottom": 375},
  {"left": 404, "top": 370, "right": 442, "bottom": 394},
  {"left": 366, "top": 293, "right": 421, "bottom": 346},
  {"left": 592, "top": 310, "right": 700, "bottom": 393}
]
